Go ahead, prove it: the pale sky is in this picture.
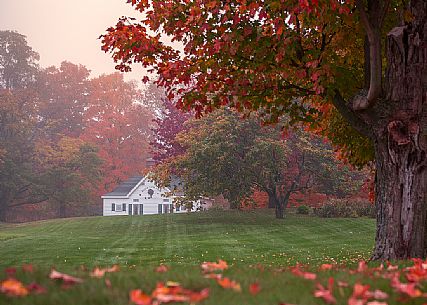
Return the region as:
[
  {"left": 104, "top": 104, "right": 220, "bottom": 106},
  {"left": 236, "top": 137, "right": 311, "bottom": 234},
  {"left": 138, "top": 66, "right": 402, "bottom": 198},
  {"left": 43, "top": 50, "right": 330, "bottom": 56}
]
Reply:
[{"left": 0, "top": 0, "right": 147, "bottom": 81}]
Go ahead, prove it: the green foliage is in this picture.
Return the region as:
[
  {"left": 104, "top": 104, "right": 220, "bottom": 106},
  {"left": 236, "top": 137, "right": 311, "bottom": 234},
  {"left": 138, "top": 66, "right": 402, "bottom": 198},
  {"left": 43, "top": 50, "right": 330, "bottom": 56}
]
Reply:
[
  {"left": 314, "top": 198, "right": 375, "bottom": 219},
  {"left": 153, "top": 108, "right": 366, "bottom": 216},
  {"left": 0, "top": 30, "right": 39, "bottom": 89},
  {"left": 296, "top": 205, "right": 310, "bottom": 215}
]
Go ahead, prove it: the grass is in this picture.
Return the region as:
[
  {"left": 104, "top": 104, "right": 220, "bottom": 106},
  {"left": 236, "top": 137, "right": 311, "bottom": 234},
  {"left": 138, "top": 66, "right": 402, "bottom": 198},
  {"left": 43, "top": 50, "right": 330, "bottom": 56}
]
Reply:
[
  {"left": 4, "top": 209, "right": 423, "bottom": 305},
  {"left": 0, "top": 209, "right": 375, "bottom": 269}
]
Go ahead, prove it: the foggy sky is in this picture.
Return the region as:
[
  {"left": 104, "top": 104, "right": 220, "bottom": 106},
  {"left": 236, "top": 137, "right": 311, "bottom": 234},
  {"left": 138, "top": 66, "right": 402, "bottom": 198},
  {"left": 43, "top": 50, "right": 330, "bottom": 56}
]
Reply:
[{"left": 0, "top": 0, "right": 146, "bottom": 81}]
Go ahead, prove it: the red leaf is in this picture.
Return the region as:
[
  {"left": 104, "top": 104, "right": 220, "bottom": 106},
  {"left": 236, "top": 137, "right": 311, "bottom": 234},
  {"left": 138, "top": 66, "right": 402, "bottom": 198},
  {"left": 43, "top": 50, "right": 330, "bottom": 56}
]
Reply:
[
  {"left": 4, "top": 267, "right": 16, "bottom": 277},
  {"left": 249, "top": 282, "right": 261, "bottom": 295},
  {"left": 314, "top": 278, "right": 336, "bottom": 304},
  {"left": 291, "top": 266, "right": 317, "bottom": 280},
  {"left": 155, "top": 264, "right": 169, "bottom": 273},
  {"left": 27, "top": 282, "right": 47, "bottom": 294},
  {"left": 22, "top": 264, "right": 34, "bottom": 273}
]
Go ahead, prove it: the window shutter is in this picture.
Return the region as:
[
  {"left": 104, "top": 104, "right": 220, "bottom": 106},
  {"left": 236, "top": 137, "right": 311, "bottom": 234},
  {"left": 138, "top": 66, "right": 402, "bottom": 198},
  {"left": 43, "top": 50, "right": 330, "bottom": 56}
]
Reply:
[
  {"left": 122, "top": 203, "right": 126, "bottom": 211},
  {"left": 112, "top": 203, "right": 115, "bottom": 211}
]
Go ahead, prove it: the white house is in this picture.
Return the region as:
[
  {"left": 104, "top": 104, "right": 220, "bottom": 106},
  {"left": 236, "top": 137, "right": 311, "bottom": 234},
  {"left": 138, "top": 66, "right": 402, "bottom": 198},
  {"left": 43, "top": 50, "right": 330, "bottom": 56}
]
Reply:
[{"left": 101, "top": 175, "right": 198, "bottom": 216}]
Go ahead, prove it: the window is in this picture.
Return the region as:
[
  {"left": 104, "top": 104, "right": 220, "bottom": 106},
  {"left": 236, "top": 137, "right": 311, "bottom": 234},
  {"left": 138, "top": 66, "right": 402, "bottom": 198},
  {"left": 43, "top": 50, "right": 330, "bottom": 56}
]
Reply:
[
  {"left": 122, "top": 203, "right": 126, "bottom": 211},
  {"left": 133, "top": 199, "right": 139, "bottom": 202},
  {"left": 158, "top": 204, "right": 162, "bottom": 214},
  {"left": 128, "top": 204, "right": 132, "bottom": 215},
  {"left": 112, "top": 203, "right": 115, "bottom": 211},
  {"left": 176, "top": 205, "right": 180, "bottom": 212},
  {"left": 116, "top": 204, "right": 122, "bottom": 212},
  {"left": 163, "top": 199, "right": 169, "bottom": 202}
]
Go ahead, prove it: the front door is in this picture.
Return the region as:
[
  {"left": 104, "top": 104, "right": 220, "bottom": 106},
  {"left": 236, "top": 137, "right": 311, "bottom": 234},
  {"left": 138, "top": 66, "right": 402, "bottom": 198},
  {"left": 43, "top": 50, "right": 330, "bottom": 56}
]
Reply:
[{"left": 128, "top": 204, "right": 132, "bottom": 215}]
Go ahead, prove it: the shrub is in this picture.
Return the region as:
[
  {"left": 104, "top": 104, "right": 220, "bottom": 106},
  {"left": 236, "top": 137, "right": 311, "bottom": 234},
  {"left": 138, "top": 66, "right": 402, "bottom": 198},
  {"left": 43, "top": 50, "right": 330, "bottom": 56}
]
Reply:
[
  {"left": 296, "top": 205, "right": 310, "bottom": 215},
  {"left": 314, "top": 198, "right": 375, "bottom": 218}
]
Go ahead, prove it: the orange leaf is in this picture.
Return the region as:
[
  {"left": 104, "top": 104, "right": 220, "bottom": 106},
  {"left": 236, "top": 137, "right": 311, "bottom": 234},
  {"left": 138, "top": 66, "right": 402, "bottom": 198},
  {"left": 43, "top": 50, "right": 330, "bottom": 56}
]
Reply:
[
  {"left": 130, "top": 289, "right": 152, "bottom": 305},
  {"left": 216, "top": 277, "right": 241, "bottom": 292},
  {"left": 0, "top": 278, "right": 29, "bottom": 297},
  {"left": 201, "top": 260, "right": 228, "bottom": 273},
  {"left": 90, "top": 265, "right": 120, "bottom": 278},
  {"left": 249, "top": 282, "right": 261, "bottom": 295}
]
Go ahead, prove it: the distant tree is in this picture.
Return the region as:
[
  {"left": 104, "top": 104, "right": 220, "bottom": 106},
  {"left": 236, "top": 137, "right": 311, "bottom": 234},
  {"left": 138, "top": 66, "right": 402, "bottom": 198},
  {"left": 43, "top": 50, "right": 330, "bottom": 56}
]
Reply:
[
  {"left": 34, "top": 137, "right": 102, "bottom": 218},
  {"left": 0, "top": 30, "right": 39, "bottom": 89},
  {"left": 0, "top": 90, "right": 43, "bottom": 220},
  {"left": 82, "top": 73, "right": 154, "bottom": 193},
  {"left": 35, "top": 61, "right": 91, "bottom": 138},
  {"left": 154, "top": 109, "right": 359, "bottom": 218},
  {"left": 151, "top": 97, "right": 191, "bottom": 162}
]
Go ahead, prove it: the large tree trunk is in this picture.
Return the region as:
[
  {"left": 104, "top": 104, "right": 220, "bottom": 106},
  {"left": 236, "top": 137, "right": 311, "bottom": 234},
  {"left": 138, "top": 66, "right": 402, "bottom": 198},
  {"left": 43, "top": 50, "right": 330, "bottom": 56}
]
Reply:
[
  {"left": 371, "top": 0, "right": 427, "bottom": 260},
  {"left": 275, "top": 199, "right": 284, "bottom": 219},
  {"left": 372, "top": 136, "right": 427, "bottom": 259}
]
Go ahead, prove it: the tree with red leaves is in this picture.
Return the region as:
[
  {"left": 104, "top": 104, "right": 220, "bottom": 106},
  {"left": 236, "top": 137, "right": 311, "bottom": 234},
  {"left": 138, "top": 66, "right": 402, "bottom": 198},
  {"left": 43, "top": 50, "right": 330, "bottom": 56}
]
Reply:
[
  {"left": 101, "top": 0, "right": 427, "bottom": 259},
  {"left": 81, "top": 73, "right": 153, "bottom": 193}
]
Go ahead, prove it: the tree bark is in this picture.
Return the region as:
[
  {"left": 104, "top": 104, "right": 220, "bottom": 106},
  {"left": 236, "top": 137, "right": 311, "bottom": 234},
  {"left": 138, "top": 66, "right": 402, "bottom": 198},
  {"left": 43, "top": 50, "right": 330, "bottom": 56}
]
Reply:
[
  {"left": 275, "top": 198, "right": 284, "bottom": 219},
  {"left": 370, "top": 0, "right": 427, "bottom": 259},
  {"left": 268, "top": 192, "right": 276, "bottom": 208},
  {"left": 372, "top": 135, "right": 427, "bottom": 259}
]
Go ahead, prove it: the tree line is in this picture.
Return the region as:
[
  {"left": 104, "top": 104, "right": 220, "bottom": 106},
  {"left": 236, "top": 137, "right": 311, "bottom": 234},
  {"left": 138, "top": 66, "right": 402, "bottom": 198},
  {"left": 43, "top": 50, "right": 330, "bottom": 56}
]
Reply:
[{"left": 0, "top": 30, "right": 153, "bottom": 221}]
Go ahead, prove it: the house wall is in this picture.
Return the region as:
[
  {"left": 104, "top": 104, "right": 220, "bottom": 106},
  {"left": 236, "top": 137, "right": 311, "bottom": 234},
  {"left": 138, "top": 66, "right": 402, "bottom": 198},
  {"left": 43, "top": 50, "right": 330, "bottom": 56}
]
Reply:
[{"left": 103, "top": 178, "right": 191, "bottom": 216}]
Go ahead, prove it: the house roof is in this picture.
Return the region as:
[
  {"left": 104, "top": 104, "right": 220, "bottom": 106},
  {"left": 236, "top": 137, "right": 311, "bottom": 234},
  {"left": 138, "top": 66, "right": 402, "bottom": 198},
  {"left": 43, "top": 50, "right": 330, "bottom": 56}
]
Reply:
[{"left": 103, "top": 176, "right": 145, "bottom": 197}]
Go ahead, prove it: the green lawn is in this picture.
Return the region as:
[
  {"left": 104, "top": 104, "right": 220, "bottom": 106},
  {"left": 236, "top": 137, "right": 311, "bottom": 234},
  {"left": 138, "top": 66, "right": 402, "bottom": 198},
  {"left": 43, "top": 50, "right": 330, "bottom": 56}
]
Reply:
[
  {"left": 4, "top": 210, "right": 423, "bottom": 305},
  {"left": 0, "top": 209, "right": 375, "bottom": 269}
]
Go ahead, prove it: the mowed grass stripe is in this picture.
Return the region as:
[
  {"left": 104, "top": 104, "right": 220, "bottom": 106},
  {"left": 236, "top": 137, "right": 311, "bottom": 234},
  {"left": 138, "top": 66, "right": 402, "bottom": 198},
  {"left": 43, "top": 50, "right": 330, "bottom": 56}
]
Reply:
[{"left": 0, "top": 210, "right": 375, "bottom": 270}]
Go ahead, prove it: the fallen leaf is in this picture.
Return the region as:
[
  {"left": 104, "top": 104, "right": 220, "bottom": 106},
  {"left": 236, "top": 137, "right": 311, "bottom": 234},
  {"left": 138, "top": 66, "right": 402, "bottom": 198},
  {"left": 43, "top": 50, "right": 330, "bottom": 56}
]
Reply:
[
  {"left": 90, "top": 265, "right": 120, "bottom": 278},
  {"left": 320, "top": 264, "right": 333, "bottom": 271},
  {"left": 4, "top": 267, "right": 16, "bottom": 277},
  {"left": 155, "top": 264, "right": 169, "bottom": 273},
  {"left": 249, "top": 282, "right": 261, "bottom": 295},
  {"left": 189, "top": 288, "right": 209, "bottom": 303},
  {"left": 291, "top": 266, "right": 317, "bottom": 280},
  {"left": 49, "top": 269, "right": 83, "bottom": 284},
  {"left": 204, "top": 273, "right": 222, "bottom": 280},
  {"left": 216, "top": 277, "right": 241, "bottom": 292},
  {"left": 368, "top": 289, "right": 389, "bottom": 300},
  {"left": 314, "top": 277, "right": 336, "bottom": 304},
  {"left": 27, "top": 282, "right": 46, "bottom": 294},
  {"left": 130, "top": 289, "right": 152, "bottom": 305},
  {"left": 0, "top": 278, "right": 29, "bottom": 297},
  {"left": 22, "top": 264, "right": 34, "bottom": 273},
  {"left": 201, "top": 260, "right": 228, "bottom": 273}
]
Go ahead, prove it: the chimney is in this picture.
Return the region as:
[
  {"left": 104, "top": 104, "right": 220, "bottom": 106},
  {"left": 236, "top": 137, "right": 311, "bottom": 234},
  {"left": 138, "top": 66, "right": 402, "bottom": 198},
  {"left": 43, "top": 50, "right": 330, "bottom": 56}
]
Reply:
[{"left": 146, "top": 157, "right": 156, "bottom": 168}]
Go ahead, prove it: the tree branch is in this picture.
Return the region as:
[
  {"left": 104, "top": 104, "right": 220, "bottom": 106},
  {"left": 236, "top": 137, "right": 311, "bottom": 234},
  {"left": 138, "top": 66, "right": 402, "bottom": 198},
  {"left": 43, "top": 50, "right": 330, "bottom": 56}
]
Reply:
[
  {"left": 332, "top": 90, "right": 374, "bottom": 139},
  {"left": 354, "top": 0, "right": 383, "bottom": 109}
]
